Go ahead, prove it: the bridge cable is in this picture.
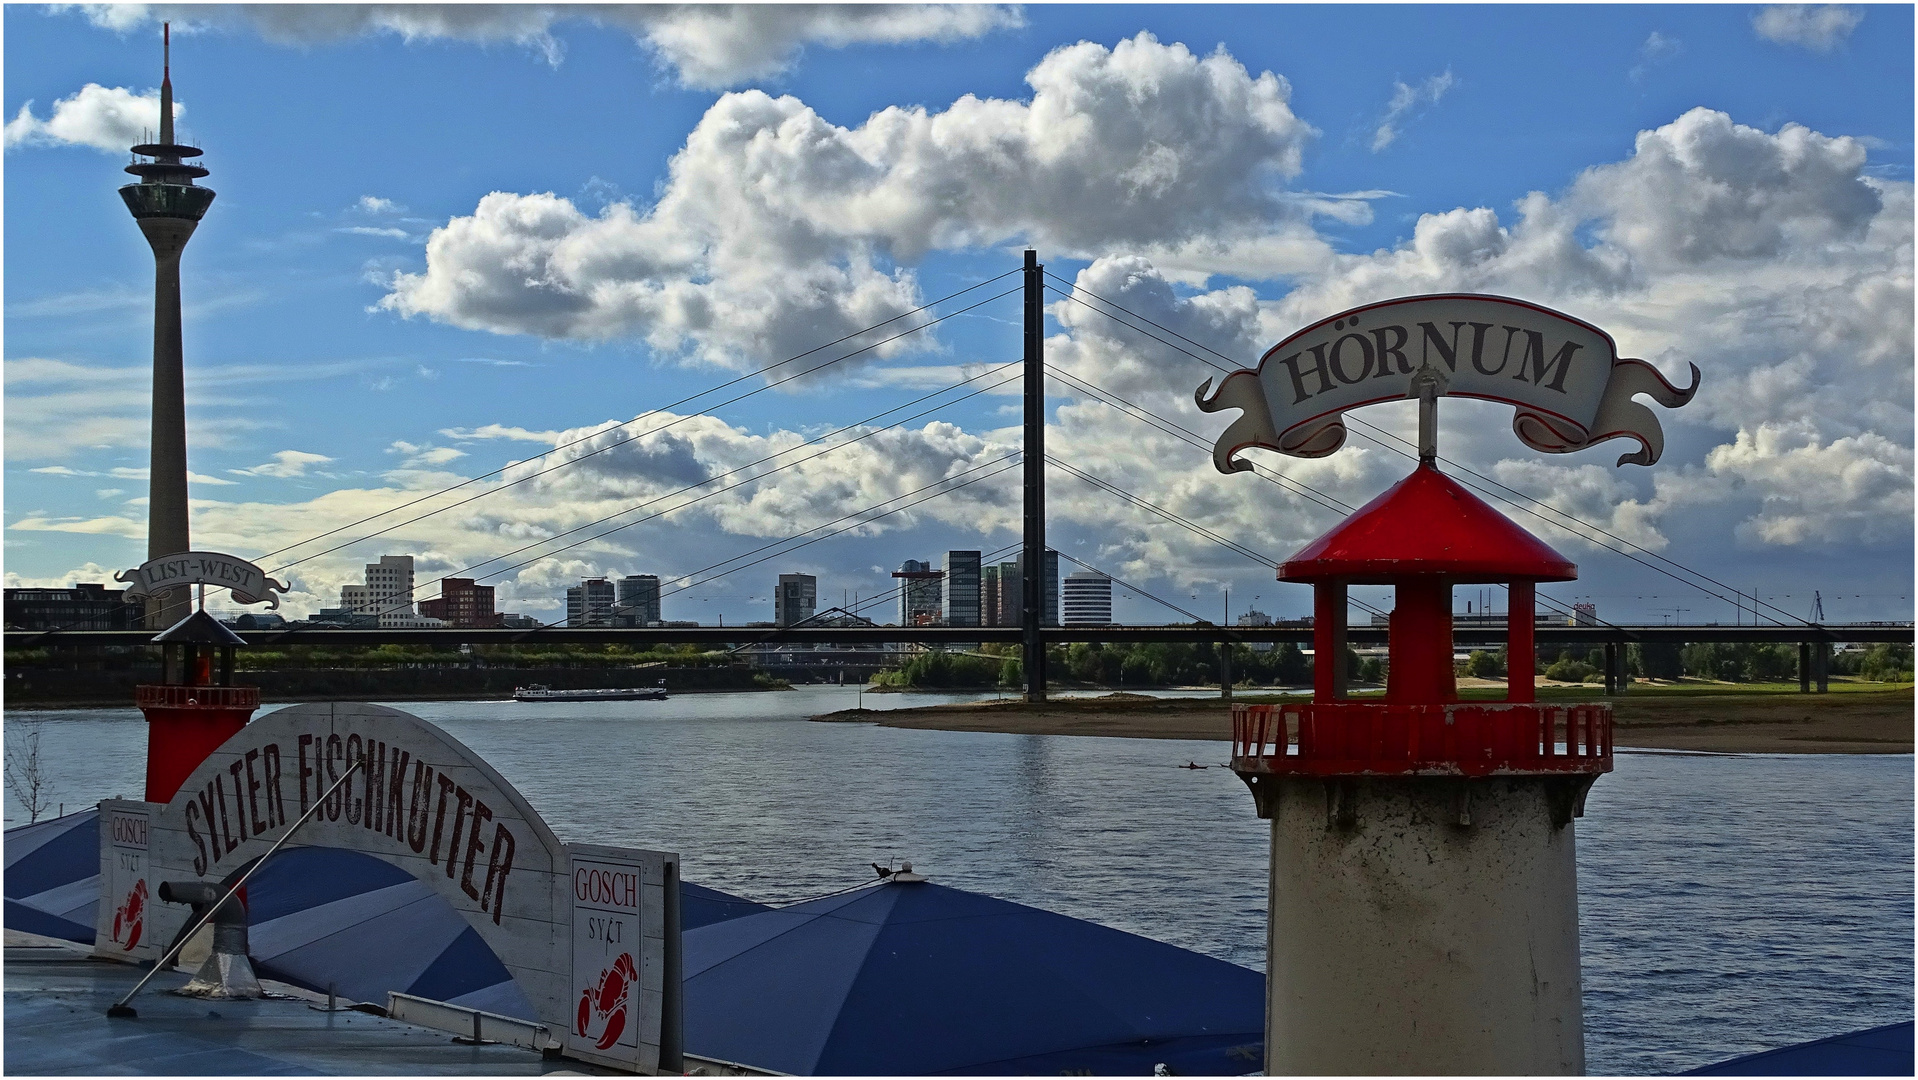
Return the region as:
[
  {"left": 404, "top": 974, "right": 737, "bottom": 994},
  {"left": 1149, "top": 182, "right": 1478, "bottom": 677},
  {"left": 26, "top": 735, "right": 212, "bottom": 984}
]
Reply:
[
  {"left": 263, "top": 285, "right": 1022, "bottom": 577},
  {"left": 304, "top": 367, "right": 1025, "bottom": 626},
  {"left": 1043, "top": 274, "right": 1810, "bottom": 627}
]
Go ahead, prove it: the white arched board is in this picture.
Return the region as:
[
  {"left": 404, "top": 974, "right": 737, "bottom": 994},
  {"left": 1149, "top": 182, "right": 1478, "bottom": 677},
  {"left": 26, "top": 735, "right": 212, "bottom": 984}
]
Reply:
[{"left": 145, "top": 702, "right": 573, "bottom": 1028}]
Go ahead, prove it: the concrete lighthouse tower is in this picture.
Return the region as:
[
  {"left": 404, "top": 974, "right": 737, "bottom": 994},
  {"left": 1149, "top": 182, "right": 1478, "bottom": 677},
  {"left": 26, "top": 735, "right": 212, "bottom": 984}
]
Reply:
[
  {"left": 121, "top": 24, "right": 215, "bottom": 629},
  {"left": 1231, "top": 434, "right": 1613, "bottom": 1071}
]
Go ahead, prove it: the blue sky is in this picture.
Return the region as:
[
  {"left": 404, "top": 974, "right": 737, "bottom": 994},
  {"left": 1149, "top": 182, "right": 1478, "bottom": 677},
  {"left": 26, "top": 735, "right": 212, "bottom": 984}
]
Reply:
[{"left": 5, "top": 4, "right": 1912, "bottom": 627}]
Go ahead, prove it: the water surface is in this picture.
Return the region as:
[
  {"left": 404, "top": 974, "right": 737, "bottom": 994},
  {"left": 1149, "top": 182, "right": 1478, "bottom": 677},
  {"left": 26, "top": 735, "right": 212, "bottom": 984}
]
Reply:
[{"left": 7, "top": 687, "right": 1910, "bottom": 1073}]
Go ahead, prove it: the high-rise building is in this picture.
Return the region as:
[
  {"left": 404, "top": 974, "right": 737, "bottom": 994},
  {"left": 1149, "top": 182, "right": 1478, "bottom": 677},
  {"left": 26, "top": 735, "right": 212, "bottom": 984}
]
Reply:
[
  {"left": 616, "top": 574, "right": 662, "bottom": 626},
  {"left": 989, "top": 551, "right": 1060, "bottom": 626},
  {"left": 942, "top": 551, "right": 982, "bottom": 627},
  {"left": 993, "top": 560, "right": 1021, "bottom": 627},
  {"left": 567, "top": 578, "right": 616, "bottom": 627},
  {"left": 1061, "top": 571, "right": 1114, "bottom": 625},
  {"left": 776, "top": 573, "right": 817, "bottom": 628},
  {"left": 1572, "top": 602, "right": 1599, "bottom": 626},
  {"left": 893, "top": 560, "right": 943, "bottom": 626},
  {"left": 981, "top": 564, "right": 1000, "bottom": 626},
  {"left": 364, "top": 555, "right": 420, "bottom": 627},
  {"left": 1033, "top": 549, "right": 1060, "bottom": 626},
  {"left": 418, "top": 578, "right": 498, "bottom": 628},
  {"left": 122, "top": 26, "right": 214, "bottom": 628},
  {"left": 340, "top": 583, "right": 371, "bottom": 615}
]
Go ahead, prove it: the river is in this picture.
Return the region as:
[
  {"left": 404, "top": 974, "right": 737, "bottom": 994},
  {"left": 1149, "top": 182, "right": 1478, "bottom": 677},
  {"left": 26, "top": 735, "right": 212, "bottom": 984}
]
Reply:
[{"left": 6, "top": 686, "right": 1911, "bottom": 1073}]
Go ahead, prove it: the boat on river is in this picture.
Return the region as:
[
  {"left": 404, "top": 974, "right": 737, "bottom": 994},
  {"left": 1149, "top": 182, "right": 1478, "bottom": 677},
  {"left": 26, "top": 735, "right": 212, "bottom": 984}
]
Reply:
[{"left": 513, "top": 682, "right": 668, "bottom": 702}]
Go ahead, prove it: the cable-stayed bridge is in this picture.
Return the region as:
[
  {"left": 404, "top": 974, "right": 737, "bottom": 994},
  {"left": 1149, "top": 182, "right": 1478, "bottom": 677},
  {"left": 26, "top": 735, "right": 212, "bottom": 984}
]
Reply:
[{"left": 12, "top": 254, "right": 1910, "bottom": 696}]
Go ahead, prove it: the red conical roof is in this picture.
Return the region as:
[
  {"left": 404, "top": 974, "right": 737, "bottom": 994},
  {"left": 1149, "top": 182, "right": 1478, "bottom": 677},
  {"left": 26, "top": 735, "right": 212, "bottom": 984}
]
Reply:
[{"left": 1280, "top": 463, "right": 1575, "bottom": 584}]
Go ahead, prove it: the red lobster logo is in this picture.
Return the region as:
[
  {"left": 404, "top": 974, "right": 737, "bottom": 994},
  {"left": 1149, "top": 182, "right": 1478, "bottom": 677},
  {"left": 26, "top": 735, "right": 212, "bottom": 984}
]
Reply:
[
  {"left": 576, "top": 952, "right": 637, "bottom": 1051},
  {"left": 112, "top": 879, "right": 147, "bottom": 951}
]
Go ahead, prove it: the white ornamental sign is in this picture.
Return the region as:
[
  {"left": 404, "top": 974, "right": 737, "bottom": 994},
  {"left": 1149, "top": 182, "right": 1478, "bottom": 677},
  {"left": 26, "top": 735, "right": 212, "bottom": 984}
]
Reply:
[
  {"left": 115, "top": 551, "right": 290, "bottom": 608},
  {"left": 1195, "top": 293, "right": 1699, "bottom": 470}
]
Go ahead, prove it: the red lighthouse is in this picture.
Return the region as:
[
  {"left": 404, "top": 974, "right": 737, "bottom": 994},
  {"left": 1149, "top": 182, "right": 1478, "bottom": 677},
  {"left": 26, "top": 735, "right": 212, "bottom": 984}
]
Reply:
[
  {"left": 1194, "top": 292, "right": 1695, "bottom": 1075},
  {"left": 1232, "top": 443, "right": 1612, "bottom": 1073}
]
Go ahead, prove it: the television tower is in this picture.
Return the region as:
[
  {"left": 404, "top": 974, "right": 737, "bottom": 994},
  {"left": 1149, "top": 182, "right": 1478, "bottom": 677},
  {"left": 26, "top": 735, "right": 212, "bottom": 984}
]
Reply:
[{"left": 121, "top": 23, "right": 215, "bottom": 628}]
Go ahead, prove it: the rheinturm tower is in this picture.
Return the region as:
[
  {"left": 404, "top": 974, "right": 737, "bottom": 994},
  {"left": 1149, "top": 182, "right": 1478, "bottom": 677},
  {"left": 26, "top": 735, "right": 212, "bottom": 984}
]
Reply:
[{"left": 121, "top": 24, "right": 214, "bottom": 628}]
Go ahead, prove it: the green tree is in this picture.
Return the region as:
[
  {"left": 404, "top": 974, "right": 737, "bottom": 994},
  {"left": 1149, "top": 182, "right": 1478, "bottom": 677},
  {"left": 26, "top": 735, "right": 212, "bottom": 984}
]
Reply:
[
  {"left": 1545, "top": 658, "right": 1597, "bottom": 682},
  {"left": 1639, "top": 641, "right": 1684, "bottom": 680}
]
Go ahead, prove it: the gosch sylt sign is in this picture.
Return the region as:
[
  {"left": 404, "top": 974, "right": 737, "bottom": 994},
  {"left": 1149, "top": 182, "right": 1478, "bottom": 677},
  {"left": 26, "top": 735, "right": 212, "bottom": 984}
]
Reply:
[{"left": 1196, "top": 294, "right": 1698, "bottom": 470}]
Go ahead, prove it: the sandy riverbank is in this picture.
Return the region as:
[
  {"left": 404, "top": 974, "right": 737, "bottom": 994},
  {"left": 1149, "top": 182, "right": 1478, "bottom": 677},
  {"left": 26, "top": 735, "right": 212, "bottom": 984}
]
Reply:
[{"left": 813, "top": 685, "right": 1915, "bottom": 754}]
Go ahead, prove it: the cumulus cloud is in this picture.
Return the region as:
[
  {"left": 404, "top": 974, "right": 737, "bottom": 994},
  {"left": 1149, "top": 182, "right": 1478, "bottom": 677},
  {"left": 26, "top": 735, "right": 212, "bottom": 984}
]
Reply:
[
  {"left": 67, "top": 4, "right": 1022, "bottom": 87},
  {"left": 380, "top": 33, "right": 1316, "bottom": 372},
  {"left": 2, "top": 562, "right": 134, "bottom": 590},
  {"left": 1370, "top": 70, "right": 1453, "bottom": 152},
  {"left": 4, "top": 82, "right": 175, "bottom": 152},
  {"left": 1199, "top": 107, "right": 1909, "bottom": 555},
  {"left": 1752, "top": 5, "right": 1865, "bottom": 53}
]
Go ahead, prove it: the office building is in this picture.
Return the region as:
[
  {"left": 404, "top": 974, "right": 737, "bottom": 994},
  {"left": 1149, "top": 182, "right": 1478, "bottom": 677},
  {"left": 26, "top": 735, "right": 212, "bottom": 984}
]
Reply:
[
  {"left": 3, "top": 583, "right": 146, "bottom": 631},
  {"left": 981, "top": 551, "right": 1060, "bottom": 626},
  {"left": 943, "top": 551, "right": 982, "bottom": 627},
  {"left": 1061, "top": 572, "right": 1114, "bottom": 625},
  {"left": 1572, "top": 602, "right": 1599, "bottom": 626},
  {"left": 567, "top": 578, "right": 616, "bottom": 627},
  {"left": 418, "top": 578, "right": 499, "bottom": 628},
  {"left": 992, "top": 561, "right": 1020, "bottom": 627},
  {"left": 894, "top": 560, "right": 943, "bottom": 626},
  {"left": 616, "top": 574, "right": 662, "bottom": 626},
  {"left": 363, "top": 555, "right": 419, "bottom": 627},
  {"left": 1037, "top": 549, "right": 1060, "bottom": 626},
  {"left": 776, "top": 573, "right": 818, "bottom": 628},
  {"left": 981, "top": 564, "right": 1001, "bottom": 626}
]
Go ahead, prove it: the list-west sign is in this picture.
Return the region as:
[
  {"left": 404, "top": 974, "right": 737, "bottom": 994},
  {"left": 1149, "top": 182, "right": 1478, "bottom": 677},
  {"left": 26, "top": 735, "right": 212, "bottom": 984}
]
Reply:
[
  {"left": 115, "top": 551, "right": 290, "bottom": 608},
  {"left": 145, "top": 702, "right": 573, "bottom": 1027},
  {"left": 1195, "top": 294, "right": 1698, "bottom": 470}
]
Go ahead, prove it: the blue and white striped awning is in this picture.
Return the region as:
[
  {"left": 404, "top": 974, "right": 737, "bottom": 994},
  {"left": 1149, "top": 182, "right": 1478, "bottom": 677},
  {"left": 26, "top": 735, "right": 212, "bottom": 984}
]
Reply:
[{"left": 4, "top": 808, "right": 767, "bottom": 1021}]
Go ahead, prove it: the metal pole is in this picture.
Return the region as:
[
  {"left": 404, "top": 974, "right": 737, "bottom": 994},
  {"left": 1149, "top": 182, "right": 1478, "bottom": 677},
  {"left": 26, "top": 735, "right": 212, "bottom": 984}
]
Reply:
[
  {"left": 108, "top": 758, "right": 365, "bottom": 1017},
  {"left": 1022, "top": 249, "right": 1047, "bottom": 703}
]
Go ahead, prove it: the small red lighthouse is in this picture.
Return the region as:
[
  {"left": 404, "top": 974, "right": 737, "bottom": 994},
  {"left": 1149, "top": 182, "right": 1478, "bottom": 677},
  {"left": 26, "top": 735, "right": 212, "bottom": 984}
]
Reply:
[
  {"left": 137, "top": 610, "right": 260, "bottom": 802},
  {"left": 1232, "top": 399, "right": 1612, "bottom": 1074},
  {"left": 1195, "top": 292, "right": 1695, "bottom": 1075}
]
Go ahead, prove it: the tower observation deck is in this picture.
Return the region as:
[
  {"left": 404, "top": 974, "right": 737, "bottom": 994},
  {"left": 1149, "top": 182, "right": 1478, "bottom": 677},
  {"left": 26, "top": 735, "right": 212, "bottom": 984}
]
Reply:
[{"left": 122, "top": 24, "right": 215, "bottom": 628}]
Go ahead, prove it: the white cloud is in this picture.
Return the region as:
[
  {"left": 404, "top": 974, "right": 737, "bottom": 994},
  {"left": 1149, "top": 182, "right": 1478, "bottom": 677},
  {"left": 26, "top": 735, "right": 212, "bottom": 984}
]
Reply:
[
  {"left": 68, "top": 4, "right": 1023, "bottom": 88},
  {"left": 338, "top": 226, "right": 412, "bottom": 240},
  {"left": 230, "top": 450, "right": 335, "bottom": 478},
  {"left": 28, "top": 463, "right": 237, "bottom": 485},
  {"left": 1630, "top": 31, "right": 1683, "bottom": 82},
  {"left": 1370, "top": 70, "right": 1454, "bottom": 152},
  {"left": 356, "top": 195, "right": 403, "bottom": 214},
  {"left": 388, "top": 440, "right": 467, "bottom": 468},
  {"left": 4, "top": 82, "right": 176, "bottom": 152},
  {"left": 1752, "top": 5, "right": 1865, "bottom": 53},
  {"left": 380, "top": 34, "right": 1315, "bottom": 372},
  {"left": 2, "top": 562, "right": 133, "bottom": 589}
]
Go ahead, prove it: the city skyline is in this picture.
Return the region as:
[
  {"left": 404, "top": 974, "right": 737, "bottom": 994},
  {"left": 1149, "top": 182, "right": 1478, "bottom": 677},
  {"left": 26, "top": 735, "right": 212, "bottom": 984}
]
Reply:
[{"left": 4, "top": 6, "right": 1911, "bottom": 628}]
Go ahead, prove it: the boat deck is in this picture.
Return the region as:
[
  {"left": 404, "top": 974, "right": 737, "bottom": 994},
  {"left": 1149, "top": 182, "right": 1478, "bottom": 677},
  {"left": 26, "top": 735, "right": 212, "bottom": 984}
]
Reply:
[{"left": 2, "top": 931, "right": 609, "bottom": 1076}]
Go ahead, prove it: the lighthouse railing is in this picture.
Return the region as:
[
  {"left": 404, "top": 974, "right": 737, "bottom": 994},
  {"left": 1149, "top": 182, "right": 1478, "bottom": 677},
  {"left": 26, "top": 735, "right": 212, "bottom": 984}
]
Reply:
[{"left": 1230, "top": 701, "right": 1612, "bottom": 777}]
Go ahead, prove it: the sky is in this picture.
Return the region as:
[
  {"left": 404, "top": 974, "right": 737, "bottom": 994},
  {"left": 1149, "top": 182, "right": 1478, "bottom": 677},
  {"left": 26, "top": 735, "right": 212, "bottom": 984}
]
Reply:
[{"left": 4, "top": 3, "right": 1912, "bottom": 628}]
